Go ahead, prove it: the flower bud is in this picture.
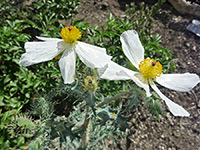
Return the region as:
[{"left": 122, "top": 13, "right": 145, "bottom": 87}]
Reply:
[{"left": 84, "top": 76, "right": 98, "bottom": 92}]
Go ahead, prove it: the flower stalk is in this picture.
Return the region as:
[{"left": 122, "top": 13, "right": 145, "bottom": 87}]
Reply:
[
  {"left": 81, "top": 106, "right": 90, "bottom": 148},
  {"left": 96, "top": 89, "right": 132, "bottom": 108}
]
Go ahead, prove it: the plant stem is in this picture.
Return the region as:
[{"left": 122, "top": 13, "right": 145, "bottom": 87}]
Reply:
[
  {"left": 81, "top": 106, "right": 90, "bottom": 148},
  {"left": 96, "top": 89, "right": 132, "bottom": 108},
  {"left": 81, "top": 91, "right": 94, "bottom": 149}
]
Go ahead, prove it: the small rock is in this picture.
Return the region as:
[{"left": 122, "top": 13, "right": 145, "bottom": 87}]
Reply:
[
  {"left": 186, "top": 20, "right": 200, "bottom": 37},
  {"left": 166, "top": 113, "right": 174, "bottom": 126},
  {"left": 173, "top": 130, "right": 181, "bottom": 137},
  {"left": 185, "top": 42, "right": 190, "bottom": 47},
  {"left": 192, "top": 45, "right": 197, "bottom": 51}
]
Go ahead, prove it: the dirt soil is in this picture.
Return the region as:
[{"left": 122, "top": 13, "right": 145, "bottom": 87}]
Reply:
[{"left": 74, "top": 0, "right": 200, "bottom": 149}]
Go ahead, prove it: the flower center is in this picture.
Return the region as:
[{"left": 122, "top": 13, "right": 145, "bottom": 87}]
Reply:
[
  {"left": 61, "top": 26, "right": 82, "bottom": 44},
  {"left": 139, "top": 58, "right": 163, "bottom": 79}
]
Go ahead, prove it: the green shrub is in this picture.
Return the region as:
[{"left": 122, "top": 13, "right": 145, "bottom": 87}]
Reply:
[
  {"left": 0, "top": 0, "right": 176, "bottom": 149},
  {"left": 0, "top": 0, "right": 80, "bottom": 149}
]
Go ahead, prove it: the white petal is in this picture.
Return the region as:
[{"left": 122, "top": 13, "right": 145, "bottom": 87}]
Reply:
[
  {"left": 19, "top": 38, "right": 64, "bottom": 67},
  {"left": 59, "top": 49, "right": 76, "bottom": 84},
  {"left": 120, "top": 30, "right": 144, "bottom": 69},
  {"left": 57, "top": 41, "right": 72, "bottom": 52},
  {"left": 98, "top": 61, "right": 132, "bottom": 80},
  {"left": 128, "top": 73, "right": 151, "bottom": 97},
  {"left": 36, "top": 36, "right": 62, "bottom": 42},
  {"left": 150, "top": 81, "right": 190, "bottom": 117},
  {"left": 156, "top": 73, "right": 200, "bottom": 92},
  {"left": 98, "top": 61, "right": 151, "bottom": 96},
  {"left": 75, "top": 41, "right": 112, "bottom": 68}
]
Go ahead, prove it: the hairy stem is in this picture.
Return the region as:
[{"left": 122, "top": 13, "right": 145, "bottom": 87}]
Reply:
[{"left": 96, "top": 89, "right": 132, "bottom": 108}]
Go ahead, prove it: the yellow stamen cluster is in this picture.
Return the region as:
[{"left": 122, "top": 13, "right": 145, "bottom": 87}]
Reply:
[
  {"left": 61, "top": 26, "right": 82, "bottom": 44},
  {"left": 112, "top": 113, "right": 117, "bottom": 119},
  {"left": 139, "top": 58, "right": 163, "bottom": 79},
  {"left": 84, "top": 76, "right": 98, "bottom": 92}
]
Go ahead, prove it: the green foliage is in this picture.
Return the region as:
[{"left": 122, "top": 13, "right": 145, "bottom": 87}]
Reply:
[
  {"left": 22, "top": 0, "right": 80, "bottom": 37},
  {"left": 31, "top": 0, "right": 79, "bottom": 20},
  {"left": 0, "top": 0, "right": 176, "bottom": 149},
  {"left": 0, "top": 110, "right": 36, "bottom": 149},
  {"left": 0, "top": 0, "right": 80, "bottom": 149},
  {"left": 125, "top": 0, "right": 166, "bottom": 37},
  {"left": 146, "top": 93, "right": 163, "bottom": 119},
  {"left": 16, "top": 116, "right": 35, "bottom": 130},
  {"left": 26, "top": 70, "right": 161, "bottom": 149},
  {"left": 0, "top": 20, "right": 34, "bottom": 109},
  {"left": 28, "top": 79, "right": 142, "bottom": 149}
]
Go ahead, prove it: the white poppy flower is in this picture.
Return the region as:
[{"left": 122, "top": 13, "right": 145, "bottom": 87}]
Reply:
[
  {"left": 98, "top": 30, "right": 200, "bottom": 117},
  {"left": 20, "top": 26, "right": 112, "bottom": 84}
]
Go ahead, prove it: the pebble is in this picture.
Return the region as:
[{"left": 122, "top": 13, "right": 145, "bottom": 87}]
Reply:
[
  {"left": 168, "top": 148, "right": 176, "bottom": 150},
  {"left": 173, "top": 130, "right": 180, "bottom": 137},
  {"left": 185, "top": 42, "right": 190, "bottom": 47},
  {"left": 166, "top": 113, "right": 174, "bottom": 126},
  {"left": 192, "top": 45, "right": 197, "bottom": 51}
]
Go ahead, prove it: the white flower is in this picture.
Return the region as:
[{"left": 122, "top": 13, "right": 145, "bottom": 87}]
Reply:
[
  {"left": 20, "top": 26, "right": 112, "bottom": 84},
  {"left": 98, "top": 30, "right": 200, "bottom": 117}
]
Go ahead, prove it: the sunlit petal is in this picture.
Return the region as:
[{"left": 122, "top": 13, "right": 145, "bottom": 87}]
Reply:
[
  {"left": 36, "top": 36, "right": 62, "bottom": 42},
  {"left": 98, "top": 61, "right": 151, "bottom": 96},
  {"left": 150, "top": 81, "right": 190, "bottom": 117},
  {"left": 120, "top": 30, "right": 144, "bottom": 69},
  {"left": 57, "top": 41, "right": 72, "bottom": 52},
  {"left": 156, "top": 73, "right": 200, "bottom": 92},
  {"left": 75, "top": 41, "right": 112, "bottom": 68},
  {"left": 20, "top": 38, "right": 63, "bottom": 67},
  {"left": 59, "top": 48, "right": 76, "bottom": 84},
  {"left": 128, "top": 73, "right": 151, "bottom": 97},
  {"left": 98, "top": 61, "right": 131, "bottom": 80}
]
